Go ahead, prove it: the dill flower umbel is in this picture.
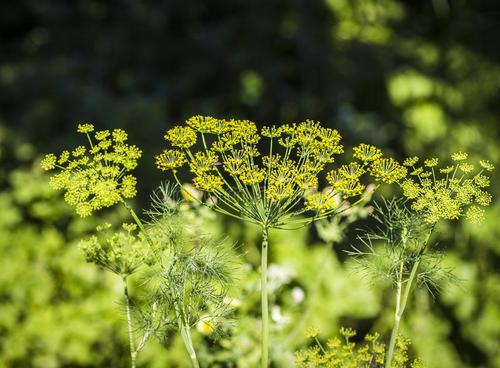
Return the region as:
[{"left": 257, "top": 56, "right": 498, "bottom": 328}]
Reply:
[
  {"left": 156, "top": 116, "right": 405, "bottom": 368},
  {"left": 400, "top": 153, "right": 494, "bottom": 224},
  {"left": 40, "top": 124, "right": 142, "bottom": 217},
  {"left": 156, "top": 116, "right": 403, "bottom": 228}
]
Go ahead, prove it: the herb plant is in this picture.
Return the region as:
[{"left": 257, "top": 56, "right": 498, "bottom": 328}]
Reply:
[
  {"left": 156, "top": 115, "right": 407, "bottom": 367},
  {"left": 38, "top": 120, "right": 494, "bottom": 368},
  {"left": 40, "top": 125, "right": 237, "bottom": 368},
  {"left": 350, "top": 153, "right": 494, "bottom": 368}
]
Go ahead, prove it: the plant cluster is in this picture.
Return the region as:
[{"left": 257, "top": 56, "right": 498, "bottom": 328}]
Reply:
[
  {"left": 38, "top": 121, "right": 495, "bottom": 368},
  {"left": 155, "top": 116, "right": 407, "bottom": 367},
  {"left": 400, "top": 153, "right": 494, "bottom": 224},
  {"left": 40, "top": 126, "right": 237, "bottom": 368},
  {"left": 349, "top": 154, "right": 494, "bottom": 368}
]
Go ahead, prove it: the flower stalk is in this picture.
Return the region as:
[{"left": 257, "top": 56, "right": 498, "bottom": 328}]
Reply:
[
  {"left": 179, "top": 319, "right": 200, "bottom": 368},
  {"left": 123, "top": 276, "right": 137, "bottom": 368},
  {"left": 261, "top": 226, "right": 269, "bottom": 368},
  {"left": 385, "top": 226, "right": 434, "bottom": 368}
]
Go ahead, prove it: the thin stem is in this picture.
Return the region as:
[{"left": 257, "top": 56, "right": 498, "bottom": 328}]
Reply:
[
  {"left": 314, "top": 336, "right": 327, "bottom": 354},
  {"left": 175, "top": 298, "right": 200, "bottom": 368},
  {"left": 123, "top": 276, "right": 137, "bottom": 368},
  {"left": 261, "top": 226, "right": 270, "bottom": 368},
  {"left": 121, "top": 199, "right": 154, "bottom": 247},
  {"left": 385, "top": 277, "right": 403, "bottom": 368},
  {"left": 385, "top": 226, "right": 434, "bottom": 368},
  {"left": 179, "top": 321, "right": 200, "bottom": 368}
]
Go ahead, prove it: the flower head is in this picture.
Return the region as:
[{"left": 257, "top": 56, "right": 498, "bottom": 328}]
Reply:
[
  {"left": 40, "top": 154, "right": 57, "bottom": 171},
  {"left": 400, "top": 153, "right": 494, "bottom": 224},
  {"left": 369, "top": 158, "right": 407, "bottom": 184},
  {"left": 193, "top": 174, "right": 224, "bottom": 192},
  {"left": 155, "top": 149, "right": 186, "bottom": 171},
  {"left": 403, "top": 156, "right": 419, "bottom": 167},
  {"left": 41, "top": 125, "right": 141, "bottom": 217},
  {"left": 164, "top": 126, "right": 197, "bottom": 148},
  {"left": 451, "top": 151, "right": 468, "bottom": 161},
  {"left": 479, "top": 160, "right": 495, "bottom": 171},
  {"left": 353, "top": 144, "right": 383, "bottom": 163},
  {"left": 77, "top": 123, "right": 95, "bottom": 134},
  {"left": 157, "top": 116, "right": 395, "bottom": 227},
  {"left": 424, "top": 158, "right": 438, "bottom": 167},
  {"left": 79, "top": 223, "right": 148, "bottom": 276}
]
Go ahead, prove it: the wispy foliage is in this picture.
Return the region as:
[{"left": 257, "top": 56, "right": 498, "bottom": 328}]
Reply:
[
  {"left": 348, "top": 197, "right": 456, "bottom": 297},
  {"left": 138, "top": 183, "right": 237, "bottom": 358},
  {"left": 77, "top": 182, "right": 238, "bottom": 367}
]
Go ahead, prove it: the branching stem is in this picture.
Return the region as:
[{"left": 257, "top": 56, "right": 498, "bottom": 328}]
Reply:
[{"left": 180, "top": 322, "right": 200, "bottom": 368}]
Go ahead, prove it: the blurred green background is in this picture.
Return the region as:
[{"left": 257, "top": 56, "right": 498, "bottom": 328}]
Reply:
[{"left": 1, "top": 1, "right": 499, "bottom": 367}]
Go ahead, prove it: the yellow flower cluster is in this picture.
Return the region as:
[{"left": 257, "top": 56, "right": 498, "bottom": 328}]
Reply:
[
  {"left": 304, "top": 192, "right": 339, "bottom": 212},
  {"left": 296, "top": 327, "right": 424, "bottom": 368},
  {"left": 369, "top": 158, "right": 408, "bottom": 184},
  {"left": 318, "top": 146, "right": 406, "bottom": 207},
  {"left": 40, "top": 124, "right": 141, "bottom": 217},
  {"left": 400, "top": 153, "right": 494, "bottom": 224},
  {"left": 156, "top": 116, "right": 400, "bottom": 227},
  {"left": 164, "top": 126, "right": 197, "bottom": 148},
  {"left": 155, "top": 149, "right": 185, "bottom": 171}
]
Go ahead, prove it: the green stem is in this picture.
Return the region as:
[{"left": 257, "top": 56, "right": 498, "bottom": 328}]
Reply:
[
  {"left": 121, "top": 199, "right": 153, "bottom": 247},
  {"left": 385, "top": 258, "right": 421, "bottom": 368},
  {"left": 177, "top": 311, "right": 200, "bottom": 368},
  {"left": 385, "top": 226, "right": 434, "bottom": 368},
  {"left": 261, "top": 226, "right": 270, "bottom": 368},
  {"left": 123, "top": 277, "right": 137, "bottom": 368},
  {"left": 385, "top": 278, "right": 403, "bottom": 368}
]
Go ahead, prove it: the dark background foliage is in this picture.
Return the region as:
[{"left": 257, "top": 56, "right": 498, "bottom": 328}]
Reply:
[{"left": 1, "top": 1, "right": 500, "bottom": 367}]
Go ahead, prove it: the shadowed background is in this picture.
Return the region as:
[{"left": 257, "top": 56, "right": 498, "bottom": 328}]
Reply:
[{"left": 1, "top": 1, "right": 499, "bottom": 367}]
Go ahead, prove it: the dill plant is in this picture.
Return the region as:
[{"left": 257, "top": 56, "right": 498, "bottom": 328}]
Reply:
[
  {"left": 40, "top": 125, "right": 236, "bottom": 368},
  {"left": 40, "top": 124, "right": 148, "bottom": 366},
  {"left": 349, "top": 153, "right": 495, "bottom": 368},
  {"left": 135, "top": 184, "right": 236, "bottom": 368},
  {"left": 155, "top": 115, "right": 407, "bottom": 367}
]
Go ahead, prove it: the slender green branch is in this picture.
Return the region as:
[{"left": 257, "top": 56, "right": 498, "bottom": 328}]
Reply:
[
  {"left": 179, "top": 321, "right": 200, "bottom": 368},
  {"left": 123, "top": 276, "right": 137, "bottom": 368},
  {"left": 175, "top": 299, "right": 200, "bottom": 368},
  {"left": 121, "top": 199, "right": 154, "bottom": 247},
  {"left": 261, "top": 226, "right": 270, "bottom": 368},
  {"left": 385, "top": 267, "right": 403, "bottom": 368},
  {"left": 385, "top": 226, "right": 434, "bottom": 368}
]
